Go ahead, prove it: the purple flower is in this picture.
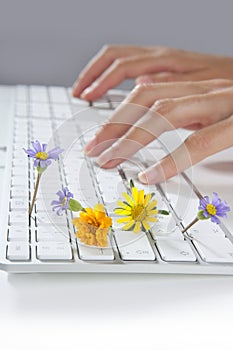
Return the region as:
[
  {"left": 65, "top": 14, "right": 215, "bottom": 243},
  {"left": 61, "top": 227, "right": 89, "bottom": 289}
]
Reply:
[
  {"left": 198, "top": 192, "right": 231, "bottom": 224},
  {"left": 23, "top": 140, "right": 63, "bottom": 168},
  {"left": 51, "top": 187, "right": 74, "bottom": 216}
]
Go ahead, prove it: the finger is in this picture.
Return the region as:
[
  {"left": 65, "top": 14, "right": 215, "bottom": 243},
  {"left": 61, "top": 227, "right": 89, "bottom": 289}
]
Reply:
[
  {"left": 72, "top": 45, "right": 149, "bottom": 98},
  {"left": 96, "top": 87, "right": 233, "bottom": 168},
  {"left": 136, "top": 72, "right": 233, "bottom": 85},
  {"left": 138, "top": 115, "right": 233, "bottom": 184},
  {"left": 79, "top": 53, "right": 187, "bottom": 101},
  {"left": 135, "top": 70, "right": 218, "bottom": 84},
  {"left": 84, "top": 80, "right": 219, "bottom": 157}
]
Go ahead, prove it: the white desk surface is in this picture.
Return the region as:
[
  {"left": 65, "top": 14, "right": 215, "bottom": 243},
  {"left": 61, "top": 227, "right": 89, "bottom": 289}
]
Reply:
[{"left": 0, "top": 96, "right": 233, "bottom": 350}]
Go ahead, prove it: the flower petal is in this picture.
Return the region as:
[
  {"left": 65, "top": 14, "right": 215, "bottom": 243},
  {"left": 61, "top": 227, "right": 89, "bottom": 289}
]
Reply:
[
  {"left": 143, "top": 193, "right": 152, "bottom": 207},
  {"left": 114, "top": 208, "right": 130, "bottom": 215},
  {"left": 23, "top": 148, "right": 36, "bottom": 157},
  {"left": 122, "top": 192, "right": 134, "bottom": 206},
  {"left": 142, "top": 220, "right": 151, "bottom": 231},
  {"left": 116, "top": 217, "right": 133, "bottom": 223},
  {"left": 32, "top": 140, "right": 42, "bottom": 153},
  {"left": 133, "top": 221, "right": 141, "bottom": 233},
  {"left": 132, "top": 187, "right": 139, "bottom": 203},
  {"left": 138, "top": 190, "right": 145, "bottom": 205},
  {"left": 122, "top": 221, "right": 135, "bottom": 231}
]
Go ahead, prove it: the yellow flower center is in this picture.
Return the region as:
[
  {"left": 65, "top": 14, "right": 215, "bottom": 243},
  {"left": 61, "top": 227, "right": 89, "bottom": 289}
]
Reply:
[
  {"left": 62, "top": 197, "right": 67, "bottom": 207},
  {"left": 206, "top": 203, "right": 217, "bottom": 216},
  {"left": 131, "top": 204, "right": 147, "bottom": 221},
  {"left": 36, "top": 151, "right": 48, "bottom": 160}
]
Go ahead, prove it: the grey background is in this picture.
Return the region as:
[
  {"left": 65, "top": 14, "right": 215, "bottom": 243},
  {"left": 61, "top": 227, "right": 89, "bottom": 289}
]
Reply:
[{"left": 0, "top": 0, "right": 232, "bottom": 87}]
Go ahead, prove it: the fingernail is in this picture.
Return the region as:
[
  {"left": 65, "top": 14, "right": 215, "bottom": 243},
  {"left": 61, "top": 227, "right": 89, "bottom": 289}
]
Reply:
[
  {"left": 138, "top": 167, "right": 161, "bottom": 184},
  {"left": 80, "top": 83, "right": 98, "bottom": 98},
  {"left": 84, "top": 137, "right": 97, "bottom": 155},
  {"left": 96, "top": 148, "right": 113, "bottom": 167}
]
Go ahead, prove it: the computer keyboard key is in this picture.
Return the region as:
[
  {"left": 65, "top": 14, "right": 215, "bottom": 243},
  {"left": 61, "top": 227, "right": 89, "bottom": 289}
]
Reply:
[
  {"left": 9, "top": 211, "right": 28, "bottom": 225},
  {"left": 187, "top": 220, "right": 226, "bottom": 238},
  {"left": 150, "top": 214, "right": 181, "bottom": 239},
  {"left": 11, "top": 187, "right": 28, "bottom": 198},
  {"left": 36, "top": 242, "right": 73, "bottom": 261},
  {"left": 12, "top": 166, "right": 28, "bottom": 176},
  {"left": 10, "top": 198, "right": 29, "bottom": 211},
  {"left": 12, "top": 176, "right": 28, "bottom": 187},
  {"left": 114, "top": 231, "right": 156, "bottom": 261},
  {"left": 7, "top": 242, "right": 30, "bottom": 261},
  {"left": 77, "top": 239, "right": 115, "bottom": 261},
  {"left": 16, "top": 85, "right": 28, "bottom": 102},
  {"left": 16, "top": 102, "right": 28, "bottom": 117},
  {"left": 30, "top": 86, "right": 48, "bottom": 103},
  {"left": 52, "top": 104, "right": 72, "bottom": 120},
  {"left": 31, "top": 103, "right": 51, "bottom": 118},
  {"left": 190, "top": 229, "right": 233, "bottom": 263},
  {"left": 36, "top": 212, "right": 68, "bottom": 226},
  {"left": 36, "top": 226, "right": 70, "bottom": 242},
  {"left": 49, "top": 87, "right": 69, "bottom": 104},
  {"left": 156, "top": 239, "right": 197, "bottom": 262},
  {"left": 8, "top": 225, "right": 29, "bottom": 241},
  {"left": 12, "top": 158, "right": 28, "bottom": 167}
]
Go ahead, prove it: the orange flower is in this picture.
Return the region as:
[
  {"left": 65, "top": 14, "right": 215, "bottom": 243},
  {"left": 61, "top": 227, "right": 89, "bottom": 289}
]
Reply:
[{"left": 72, "top": 204, "right": 112, "bottom": 247}]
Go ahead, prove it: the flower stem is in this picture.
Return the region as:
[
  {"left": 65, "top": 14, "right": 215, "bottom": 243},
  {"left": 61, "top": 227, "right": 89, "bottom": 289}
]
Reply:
[
  {"left": 182, "top": 217, "right": 199, "bottom": 233},
  {"left": 29, "top": 172, "right": 41, "bottom": 217}
]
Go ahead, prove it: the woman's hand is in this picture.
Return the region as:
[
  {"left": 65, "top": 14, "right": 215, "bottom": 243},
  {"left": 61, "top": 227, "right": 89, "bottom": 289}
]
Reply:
[
  {"left": 72, "top": 45, "right": 233, "bottom": 101},
  {"left": 83, "top": 79, "right": 233, "bottom": 184}
]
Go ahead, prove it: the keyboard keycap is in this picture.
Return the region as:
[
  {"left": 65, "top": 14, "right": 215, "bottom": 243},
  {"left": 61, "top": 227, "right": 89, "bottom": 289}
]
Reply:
[
  {"left": 9, "top": 211, "right": 28, "bottom": 225},
  {"left": 16, "top": 85, "right": 28, "bottom": 102},
  {"left": 10, "top": 198, "right": 29, "bottom": 211},
  {"left": 7, "top": 242, "right": 30, "bottom": 261},
  {"left": 8, "top": 225, "right": 29, "bottom": 241},
  {"left": 11, "top": 187, "right": 28, "bottom": 198},
  {"left": 12, "top": 176, "right": 28, "bottom": 187},
  {"left": 30, "top": 85, "right": 48, "bottom": 103},
  {"left": 49, "top": 87, "right": 69, "bottom": 104},
  {"left": 77, "top": 239, "right": 115, "bottom": 261},
  {"left": 189, "top": 222, "right": 233, "bottom": 263},
  {"left": 37, "top": 242, "right": 73, "bottom": 261},
  {"left": 31, "top": 103, "right": 50, "bottom": 118},
  {"left": 36, "top": 226, "right": 70, "bottom": 242},
  {"left": 36, "top": 211, "right": 68, "bottom": 226},
  {"left": 16, "top": 102, "right": 27, "bottom": 117},
  {"left": 156, "top": 239, "right": 197, "bottom": 262},
  {"left": 159, "top": 176, "right": 199, "bottom": 225},
  {"left": 114, "top": 231, "right": 156, "bottom": 261},
  {"left": 150, "top": 214, "right": 180, "bottom": 239}
]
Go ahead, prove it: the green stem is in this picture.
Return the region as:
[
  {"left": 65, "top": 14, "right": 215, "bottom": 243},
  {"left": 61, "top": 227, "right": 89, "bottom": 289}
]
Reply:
[
  {"left": 29, "top": 172, "right": 41, "bottom": 217},
  {"left": 182, "top": 217, "right": 199, "bottom": 234}
]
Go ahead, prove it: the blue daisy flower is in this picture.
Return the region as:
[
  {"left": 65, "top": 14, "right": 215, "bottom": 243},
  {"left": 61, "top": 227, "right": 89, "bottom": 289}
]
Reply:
[
  {"left": 198, "top": 192, "right": 230, "bottom": 224},
  {"left": 51, "top": 187, "right": 74, "bottom": 216},
  {"left": 23, "top": 140, "right": 63, "bottom": 168}
]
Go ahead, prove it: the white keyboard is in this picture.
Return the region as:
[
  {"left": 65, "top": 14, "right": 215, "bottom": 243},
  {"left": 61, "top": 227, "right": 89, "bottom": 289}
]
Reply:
[{"left": 0, "top": 85, "right": 233, "bottom": 274}]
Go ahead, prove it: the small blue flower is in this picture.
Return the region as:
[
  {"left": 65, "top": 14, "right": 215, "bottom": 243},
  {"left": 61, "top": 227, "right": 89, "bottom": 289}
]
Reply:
[
  {"left": 23, "top": 140, "right": 63, "bottom": 168},
  {"left": 51, "top": 187, "right": 74, "bottom": 216},
  {"left": 198, "top": 192, "right": 230, "bottom": 224}
]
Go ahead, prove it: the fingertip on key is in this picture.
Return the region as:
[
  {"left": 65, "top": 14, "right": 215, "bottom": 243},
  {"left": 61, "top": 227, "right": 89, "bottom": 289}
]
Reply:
[{"left": 83, "top": 138, "right": 97, "bottom": 155}]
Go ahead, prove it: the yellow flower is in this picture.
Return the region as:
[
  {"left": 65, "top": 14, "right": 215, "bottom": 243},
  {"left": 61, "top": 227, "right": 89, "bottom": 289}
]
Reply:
[
  {"left": 114, "top": 187, "right": 158, "bottom": 233},
  {"left": 72, "top": 204, "right": 112, "bottom": 247}
]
